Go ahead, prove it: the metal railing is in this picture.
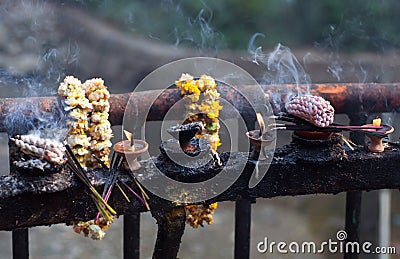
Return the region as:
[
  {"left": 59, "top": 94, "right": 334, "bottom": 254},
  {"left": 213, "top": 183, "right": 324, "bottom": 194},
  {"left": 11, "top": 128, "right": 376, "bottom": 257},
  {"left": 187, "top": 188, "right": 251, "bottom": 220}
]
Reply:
[{"left": 1, "top": 83, "right": 400, "bottom": 259}]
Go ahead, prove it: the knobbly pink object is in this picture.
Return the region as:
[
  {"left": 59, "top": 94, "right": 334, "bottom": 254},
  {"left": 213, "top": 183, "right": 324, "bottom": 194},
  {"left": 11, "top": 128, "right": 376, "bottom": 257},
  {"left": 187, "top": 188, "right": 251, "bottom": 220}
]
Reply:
[{"left": 286, "top": 95, "right": 335, "bottom": 127}]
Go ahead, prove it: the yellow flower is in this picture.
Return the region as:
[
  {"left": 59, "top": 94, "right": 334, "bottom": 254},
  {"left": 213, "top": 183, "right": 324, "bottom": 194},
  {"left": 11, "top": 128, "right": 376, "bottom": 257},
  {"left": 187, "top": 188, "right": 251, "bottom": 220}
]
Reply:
[
  {"left": 199, "top": 103, "right": 211, "bottom": 113},
  {"left": 69, "top": 128, "right": 86, "bottom": 135},
  {"left": 210, "top": 137, "right": 221, "bottom": 150},
  {"left": 204, "top": 89, "right": 220, "bottom": 100},
  {"left": 188, "top": 93, "right": 200, "bottom": 102},
  {"left": 206, "top": 101, "right": 222, "bottom": 118},
  {"left": 208, "top": 203, "right": 218, "bottom": 209},
  {"left": 177, "top": 73, "right": 222, "bottom": 153},
  {"left": 200, "top": 74, "right": 216, "bottom": 90},
  {"left": 189, "top": 84, "right": 200, "bottom": 95}
]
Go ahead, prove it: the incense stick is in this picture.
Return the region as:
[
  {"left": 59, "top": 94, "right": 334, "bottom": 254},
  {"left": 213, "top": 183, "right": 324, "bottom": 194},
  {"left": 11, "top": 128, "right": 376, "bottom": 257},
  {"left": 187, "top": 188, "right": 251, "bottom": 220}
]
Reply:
[
  {"left": 270, "top": 123, "right": 383, "bottom": 133},
  {"left": 116, "top": 183, "right": 130, "bottom": 202},
  {"left": 65, "top": 145, "right": 116, "bottom": 220}
]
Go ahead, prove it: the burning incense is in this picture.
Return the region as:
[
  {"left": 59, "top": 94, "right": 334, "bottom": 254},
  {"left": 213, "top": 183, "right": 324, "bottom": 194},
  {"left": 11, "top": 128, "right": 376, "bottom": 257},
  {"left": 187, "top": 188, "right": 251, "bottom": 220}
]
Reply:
[
  {"left": 123, "top": 130, "right": 135, "bottom": 151},
  {"left": 270, "top": 123, "right": 382, "bottom": 132}
]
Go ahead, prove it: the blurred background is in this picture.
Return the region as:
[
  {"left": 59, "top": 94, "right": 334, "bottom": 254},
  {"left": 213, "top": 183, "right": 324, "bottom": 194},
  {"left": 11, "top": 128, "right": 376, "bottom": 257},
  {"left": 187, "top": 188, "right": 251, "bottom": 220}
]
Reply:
[{"left": 0, "top": 0, "right": 400, "bottom": 258}]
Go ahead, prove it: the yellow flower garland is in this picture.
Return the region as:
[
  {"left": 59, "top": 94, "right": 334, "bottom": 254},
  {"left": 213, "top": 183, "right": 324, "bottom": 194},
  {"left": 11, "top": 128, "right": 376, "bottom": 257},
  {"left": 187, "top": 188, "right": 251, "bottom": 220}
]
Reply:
[
  {"left": 175, "top": 73, "right": 222, "bottom": 228},
  {"left": 58, "top": 76, "right": 91, "bottom": 168},
  {"left": 59, "top": 76, "right": 114, "bottom": 240},
  {"left": 175, "top": 73, "right": 222, "bottom": 151},
  {"left": 58, "top": 76, "right": 112, "bottom": 168}
]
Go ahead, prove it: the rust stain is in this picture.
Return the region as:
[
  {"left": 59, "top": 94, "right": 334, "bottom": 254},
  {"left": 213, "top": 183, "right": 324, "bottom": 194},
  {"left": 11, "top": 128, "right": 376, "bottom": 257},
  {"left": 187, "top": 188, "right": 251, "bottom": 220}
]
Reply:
[{"left": 312, "top": 84, "right": 347, "bottom": 94}]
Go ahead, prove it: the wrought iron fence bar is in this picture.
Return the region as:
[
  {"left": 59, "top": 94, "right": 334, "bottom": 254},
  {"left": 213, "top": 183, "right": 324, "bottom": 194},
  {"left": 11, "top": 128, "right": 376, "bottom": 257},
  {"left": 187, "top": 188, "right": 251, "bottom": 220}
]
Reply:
[
  {"left": 234, "top": 200, "right": 252, "bottom": 259},
  {"left": 344, "top": 192, "right": 362, "bottom": 259},
  {"left": 2, "top": 144, "right": 400, "bottom": 230},
  {"left": 12, "top": 229, "right": 29, "bottom": 259},
  {"left": 124, "top": 213, "right": 140, "bottom": 259},
  {"left": 344, "top": 113, "right": 367, "bottom": 259},
  {"left": 123, "top": 127, "right": 143, "bottom": 259},
  {"left": 234, "top": 118, "right": 255, "bottom": 259}
]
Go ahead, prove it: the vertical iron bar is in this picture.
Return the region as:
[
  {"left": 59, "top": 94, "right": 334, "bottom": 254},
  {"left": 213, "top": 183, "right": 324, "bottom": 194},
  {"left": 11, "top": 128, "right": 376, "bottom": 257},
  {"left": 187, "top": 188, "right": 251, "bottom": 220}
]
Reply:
[
  {"left": 344, "top": 113, "right": 367, "bottom": 259},
  {"left": 234, "top": 118, "right": 255, "bottom": 259},
  {"left": 9, "top": 138, "right": 29, "bottom": 259},
  {"left": 151, "top": 207, "right": 186, "bottom": 259},
  {"left": 124, "top": 213, "right": 140, "bottom": 259},
  {"left": 234, "top": 200, "right": 252, "bottom": 259},
  {"left": 344, "top": 192, "right": 362, "bottom": 259},
  {"left": 12, "top": 229, "right": 29, "bottom": 259},
  {"left": 123, "top": 125, "right": 142, "bottom": 259}
]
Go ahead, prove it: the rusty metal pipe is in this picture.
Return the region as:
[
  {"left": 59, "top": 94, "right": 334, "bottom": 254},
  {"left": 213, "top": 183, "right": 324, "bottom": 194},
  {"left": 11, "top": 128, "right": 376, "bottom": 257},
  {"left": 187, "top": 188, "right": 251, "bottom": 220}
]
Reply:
[{"left": 0, "top": 83, "right": 399, "bottom": 133}]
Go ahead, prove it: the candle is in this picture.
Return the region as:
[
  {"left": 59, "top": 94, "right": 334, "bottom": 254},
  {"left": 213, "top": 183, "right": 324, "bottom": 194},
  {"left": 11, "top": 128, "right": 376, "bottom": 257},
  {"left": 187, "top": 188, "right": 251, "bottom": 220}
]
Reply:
[
  {"left": 256, "top": 113, "right": 266, "bottom": 139},
  {"left": 373, "top": 117, "right": 381, "bottom": 127}
]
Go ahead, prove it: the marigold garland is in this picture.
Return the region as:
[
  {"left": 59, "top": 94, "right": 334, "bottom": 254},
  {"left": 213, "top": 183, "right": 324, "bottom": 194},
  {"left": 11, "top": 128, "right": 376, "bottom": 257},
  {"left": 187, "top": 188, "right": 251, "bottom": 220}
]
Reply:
[
  {"left": 58, "top": 76, "right": 91, "bottom": 168},
  {"left": 58, "top": 76, "right": 112, "bottom": 169},
  {"left": 175, "top": 73, "right": 222, "bottom": 151},
  {"left": 59, "top": 76, "right": 114, "bottom": 240},
  {"left": 175, "top": 73, "right": 222, "bottom": 228},
  {"left": 83, "top": 78, "right": 113, "bottom": 168}
]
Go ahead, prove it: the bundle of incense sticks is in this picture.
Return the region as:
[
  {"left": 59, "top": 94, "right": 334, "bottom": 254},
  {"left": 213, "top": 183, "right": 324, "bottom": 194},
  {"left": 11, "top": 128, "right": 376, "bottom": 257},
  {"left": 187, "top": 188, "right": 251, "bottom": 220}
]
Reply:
[
  {"left": 92, "top": 149, "right": 150, "bottom": 224},
  {"left": 270, "top": 113, "right": 383, "bottom": 133},
  {"left": 65, "top": 145, "right": 116, "bottom": 222},
  {"left": 92, "top": 129, "right": 150, "bottom": 217},
  {"left": 270, "top": 123, "right": 383, "bottom": 132}
]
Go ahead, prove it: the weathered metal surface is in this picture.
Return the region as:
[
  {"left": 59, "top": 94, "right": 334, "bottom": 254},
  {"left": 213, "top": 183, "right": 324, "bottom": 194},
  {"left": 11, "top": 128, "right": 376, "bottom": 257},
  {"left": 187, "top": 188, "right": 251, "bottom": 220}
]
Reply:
[
  {"left": 0, "top": 83, "right": 400, "bottom": 133},
  {"left": 151, "top": 207, "right": 186, "bottom": 259},
  {"left": 1, "top": 135, "right": 400, "bottom": 231},
  {"left": 113, "top": 83, "right": 400, "bottom": 122}
]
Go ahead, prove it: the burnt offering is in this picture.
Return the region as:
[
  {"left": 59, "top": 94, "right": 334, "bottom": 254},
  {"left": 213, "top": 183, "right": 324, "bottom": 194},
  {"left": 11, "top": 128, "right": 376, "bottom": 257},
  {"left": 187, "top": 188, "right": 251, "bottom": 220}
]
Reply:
[
  {"left": 162, "top": 122, "right": 211, "bottom": 165},
  {"left": 167, "top": 122, "right": 204, "bottom": 153},
  {"left": 290, "top": 133, "right": 345, "bottom": 162},
  {"left": 156, "top": 147, "right": 229, "bottom": 183},
  {"left": 160, "top": 138, "right": 211, "bottom": 167},
  {"left": 10, "top": 134, "right": 66, "bottom": 174},
  {"left": 157, "top": 121, "right": 225, "bottom": 182}
]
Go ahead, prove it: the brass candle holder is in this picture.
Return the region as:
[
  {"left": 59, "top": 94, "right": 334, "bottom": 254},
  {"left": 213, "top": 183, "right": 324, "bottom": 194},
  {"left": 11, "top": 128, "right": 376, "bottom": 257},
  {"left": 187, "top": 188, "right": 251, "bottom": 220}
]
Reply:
[
  {"left": 361, "top": 124, "right": 394, "bottom": 153},
  {"left": 246, "top": 113, "right": 274, "bottom": 160},
  {"left": 113, "top": 133, "right": 148, "bottom": 171}
]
